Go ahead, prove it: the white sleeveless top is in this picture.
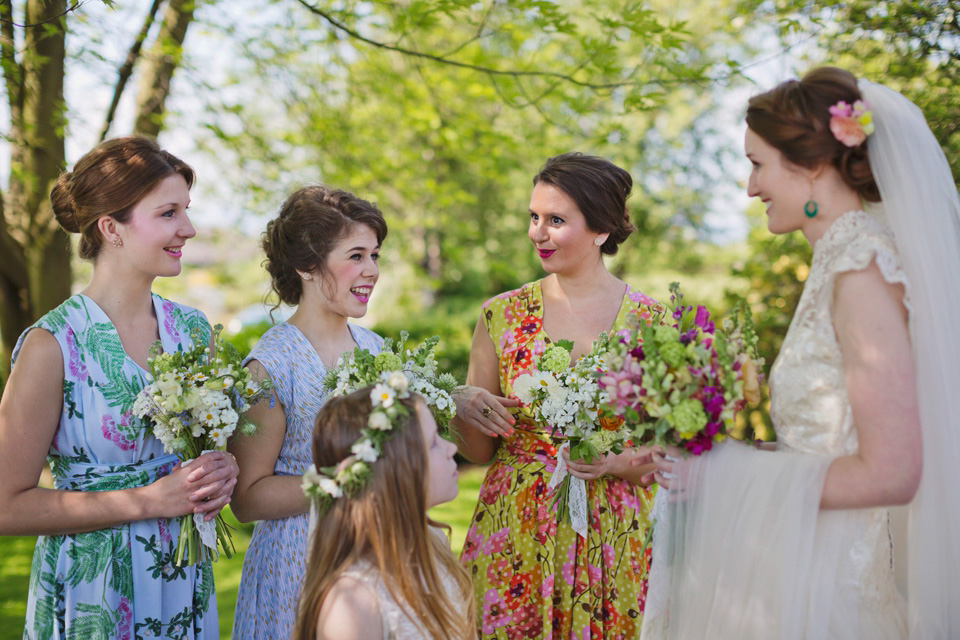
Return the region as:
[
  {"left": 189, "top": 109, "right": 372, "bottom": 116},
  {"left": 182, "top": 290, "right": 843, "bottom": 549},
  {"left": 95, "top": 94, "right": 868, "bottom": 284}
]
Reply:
[{"left": 336, "top": 558, "right": 461, "bottom": 640}]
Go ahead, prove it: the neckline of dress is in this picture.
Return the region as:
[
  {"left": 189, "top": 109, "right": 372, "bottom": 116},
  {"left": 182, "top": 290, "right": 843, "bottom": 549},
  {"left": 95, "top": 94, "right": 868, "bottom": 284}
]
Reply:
[
  {"left": 532, "top": 278, "right": 632, "bottom": 349},
  {"left": 813, "top": 210, "right": 869, "bottom": 251},
  {"left": 76, "top": 292, "right": 165, "bottom": 377},
  {"left": 279, "top": 320, "right": 362, "bottom": 373}
]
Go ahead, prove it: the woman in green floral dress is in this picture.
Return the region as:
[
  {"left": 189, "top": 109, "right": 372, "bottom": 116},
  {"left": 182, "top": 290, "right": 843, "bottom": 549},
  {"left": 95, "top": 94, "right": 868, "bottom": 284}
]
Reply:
[
  {"left": 0, "top": 137, "right": 238, "bottom": 639},
  {"left": 453, "top": 153, "right": 661, "bottom": 639}
]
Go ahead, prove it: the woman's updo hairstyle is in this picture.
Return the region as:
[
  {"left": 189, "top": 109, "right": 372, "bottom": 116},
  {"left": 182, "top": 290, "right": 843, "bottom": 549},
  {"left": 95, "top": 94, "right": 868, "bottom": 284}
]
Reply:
[
  {"left": 746, "top": 66, "right": 880, "bottom": 203},
  {"left": 262, "top": 186, "right": 387, "bottom": 307},
  {"left": 533, "top": 152, "right": 636, "bottom": 256},
  {"left": 50, "top": 136, "right": 195, "bottom": 260}
]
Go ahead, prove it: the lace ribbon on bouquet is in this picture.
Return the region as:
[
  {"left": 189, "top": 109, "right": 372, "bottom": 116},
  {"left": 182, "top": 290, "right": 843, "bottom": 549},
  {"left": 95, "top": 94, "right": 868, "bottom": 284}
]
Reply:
[
  {"left": 185, "top": 450, "right": 219, "bottom": 558},
  {"left": 548, "top": 442, "right": 589, "bottom": 538}
]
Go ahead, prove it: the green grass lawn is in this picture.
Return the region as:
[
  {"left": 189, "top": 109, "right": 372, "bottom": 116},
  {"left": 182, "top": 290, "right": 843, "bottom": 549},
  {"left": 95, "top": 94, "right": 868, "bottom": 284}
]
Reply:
[{"left": 0, "top": 465, "right": 486, "bottom": 639}]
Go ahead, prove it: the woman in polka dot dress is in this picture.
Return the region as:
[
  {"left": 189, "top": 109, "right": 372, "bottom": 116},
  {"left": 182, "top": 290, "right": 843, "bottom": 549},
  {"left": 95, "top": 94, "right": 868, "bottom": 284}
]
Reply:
[{"left": 452, "top": 153, "right": 661, "bottom": 639}]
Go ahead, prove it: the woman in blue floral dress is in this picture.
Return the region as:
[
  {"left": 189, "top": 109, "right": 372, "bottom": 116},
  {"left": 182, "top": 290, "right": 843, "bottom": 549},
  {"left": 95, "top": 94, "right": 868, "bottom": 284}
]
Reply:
[
  {"left": 229, "top": 186, "right": 386, "bottom": 639},
  {"left": 0, "top": 137, "right": 238, "bottom": 639}
]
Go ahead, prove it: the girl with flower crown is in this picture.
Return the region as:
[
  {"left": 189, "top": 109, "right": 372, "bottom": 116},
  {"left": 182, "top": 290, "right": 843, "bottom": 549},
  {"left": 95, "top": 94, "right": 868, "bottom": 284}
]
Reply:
[
  {"left": 0, "top": 137, "right": 238, "bottom": 638},
  {"left": 642, "top": 67, "right": 960, "bottom": 638},
  {"left": 294, "top": 383, "right": 476, "bottom": 640}
]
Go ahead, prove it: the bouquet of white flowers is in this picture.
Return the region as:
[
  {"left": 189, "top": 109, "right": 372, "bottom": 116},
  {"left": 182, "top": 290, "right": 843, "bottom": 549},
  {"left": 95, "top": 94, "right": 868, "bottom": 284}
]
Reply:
[
  {"left": 323, "top": 331, "right": 459, "bottom": 433},
  {"left": 512, "top": 336, "right": 630, "bottom": 537},
  {"left": 133, "top": 324, "right": 272, "bottom": 566}
]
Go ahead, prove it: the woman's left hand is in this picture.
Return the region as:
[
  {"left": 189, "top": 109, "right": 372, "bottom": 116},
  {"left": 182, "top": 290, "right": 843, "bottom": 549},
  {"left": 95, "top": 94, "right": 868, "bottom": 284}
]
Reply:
[
  {"left": 185, "top": 451, "right": 240, "bottom": 520},
  {"left": 562, "top": 446, "right": 653, "bottom": 482}
]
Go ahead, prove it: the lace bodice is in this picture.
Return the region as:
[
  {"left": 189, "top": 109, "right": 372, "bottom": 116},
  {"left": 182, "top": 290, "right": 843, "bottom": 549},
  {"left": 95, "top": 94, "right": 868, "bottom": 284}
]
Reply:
[
  {"left": 337, "top": 560, "right": 460, "bottom": 640},
  {"left": 769, "top": 210, "right": 909, "bottom": 618},
  {"left": 770, "top": 210, "right": 909, "bottom": 454}
]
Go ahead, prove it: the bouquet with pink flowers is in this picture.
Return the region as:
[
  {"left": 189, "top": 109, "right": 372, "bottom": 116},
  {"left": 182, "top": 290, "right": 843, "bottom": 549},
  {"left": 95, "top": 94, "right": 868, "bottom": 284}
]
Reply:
[{"left": 599, "top": 283, "right": 763, "bottom": 455}]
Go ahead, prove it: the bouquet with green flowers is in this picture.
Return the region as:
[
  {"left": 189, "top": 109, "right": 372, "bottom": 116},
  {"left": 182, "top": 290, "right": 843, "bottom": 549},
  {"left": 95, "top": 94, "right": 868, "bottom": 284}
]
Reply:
[
  {"left": 599, "top": 283, "right": 763, "bottom": 456},
  {"left": 322, "top": 331, "right": 459, "bottom": 432},
  {"left": 133, "top": 324, "right": 272, "bottom": 565},
  {"left": 512, "top": 337, "right": 630, "bottom": 537}
]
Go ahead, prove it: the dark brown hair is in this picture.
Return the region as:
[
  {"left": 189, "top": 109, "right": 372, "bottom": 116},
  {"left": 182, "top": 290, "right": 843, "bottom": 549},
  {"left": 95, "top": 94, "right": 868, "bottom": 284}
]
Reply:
[
  {"left": 50, "top": 136, "right": 195, "bottom": 260},
  {"left": 532, "top": 152, "right": 636, "bottom": 255},
  {"left": 746, "top": 66, "right": 880, "bottom": 202},
  {"left": 294, "top": 388, "right": 475, "bottom": 640},
  {"left": 262, "top": 186, "right": 388, "bottom": 307}
]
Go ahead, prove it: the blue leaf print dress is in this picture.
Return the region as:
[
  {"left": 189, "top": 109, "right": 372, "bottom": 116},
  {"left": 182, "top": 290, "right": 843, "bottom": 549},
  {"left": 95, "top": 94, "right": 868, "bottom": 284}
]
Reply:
[
  {"left": 232, "top": 322, "right": 383, "bottom": 639},
  {"left": 12, "top": 294, "right": 218, "bottom": 640}
]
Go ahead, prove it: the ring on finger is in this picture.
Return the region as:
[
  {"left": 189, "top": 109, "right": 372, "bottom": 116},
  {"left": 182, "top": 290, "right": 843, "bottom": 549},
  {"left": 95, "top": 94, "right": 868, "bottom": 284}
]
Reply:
[{"left": 481, "top": 406, "right": 492, "bottom": 416}]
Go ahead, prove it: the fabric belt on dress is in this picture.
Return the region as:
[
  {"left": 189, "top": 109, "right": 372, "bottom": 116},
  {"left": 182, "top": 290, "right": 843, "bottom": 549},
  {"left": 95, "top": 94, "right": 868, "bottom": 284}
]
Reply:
[{"left": 50, "top": 453, "right": 180, "bottom": 492}]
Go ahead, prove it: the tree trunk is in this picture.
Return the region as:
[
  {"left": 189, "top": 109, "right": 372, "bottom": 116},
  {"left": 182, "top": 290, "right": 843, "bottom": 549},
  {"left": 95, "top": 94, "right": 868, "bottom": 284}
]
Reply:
[
  {"left": 0, "top": 0, "right": 68, "bottom": 383},
  {"left": 134, "top": 0, "right": 197, "bottom": 138}
]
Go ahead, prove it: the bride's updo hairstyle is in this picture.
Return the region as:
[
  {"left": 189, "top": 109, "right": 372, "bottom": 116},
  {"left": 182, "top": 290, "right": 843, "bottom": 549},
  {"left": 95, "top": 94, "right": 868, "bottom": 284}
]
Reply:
[
  {"left": 262, "top": 186, "right": 387, "bottom": 307},
  {"left": 746, "top": 66, "right": 881, "bottom": 203},
  {"left": 50, "top": 136, "right": 195, "bottom": 260},
  {"left": 293, "top": 389, "right": 475, "bottom": 640},
  {"left": 533, "top": 152, "right": 636, "bottom": 256}
]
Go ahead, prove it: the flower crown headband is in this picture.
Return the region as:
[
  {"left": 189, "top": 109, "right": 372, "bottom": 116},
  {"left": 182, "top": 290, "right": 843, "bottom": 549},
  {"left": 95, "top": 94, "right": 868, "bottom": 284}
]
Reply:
[
  {"left": 829, "top": 99, "right": 874, "bottom": 148},
  {"left": 302, "top": 371, "right": 413, "bottom": 513}
]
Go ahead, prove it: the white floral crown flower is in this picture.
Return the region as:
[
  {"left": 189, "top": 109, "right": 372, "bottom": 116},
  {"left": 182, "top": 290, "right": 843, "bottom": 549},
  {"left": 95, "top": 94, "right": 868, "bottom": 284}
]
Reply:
[
  {"left": 829, "top": 99, "right": 874, "bottom": 147},
  {"left": 302, "top": 371, "right": 413, "bottom": 513}
]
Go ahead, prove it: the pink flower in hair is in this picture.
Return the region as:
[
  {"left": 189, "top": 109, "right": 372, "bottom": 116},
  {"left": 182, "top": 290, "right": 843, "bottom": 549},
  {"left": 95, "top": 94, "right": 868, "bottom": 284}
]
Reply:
[{"left": 829, "top": 99, "right": 874, "bottom": 147}]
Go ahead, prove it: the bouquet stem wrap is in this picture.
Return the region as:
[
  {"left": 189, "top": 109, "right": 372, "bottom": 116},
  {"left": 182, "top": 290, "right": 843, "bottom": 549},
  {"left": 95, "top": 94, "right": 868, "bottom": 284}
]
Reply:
[{"left": 548, "top": 442, "right": 589, "bottom": 538}]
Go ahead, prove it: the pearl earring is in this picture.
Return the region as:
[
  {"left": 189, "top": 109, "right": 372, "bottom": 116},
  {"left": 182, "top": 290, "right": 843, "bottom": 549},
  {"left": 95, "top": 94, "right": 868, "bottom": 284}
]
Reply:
[
  {"left": 113, "top": 237, "right": 123, "bottom": 248},
  {"left": 594, "top": 237, "right": 604, "bottom": 246}
]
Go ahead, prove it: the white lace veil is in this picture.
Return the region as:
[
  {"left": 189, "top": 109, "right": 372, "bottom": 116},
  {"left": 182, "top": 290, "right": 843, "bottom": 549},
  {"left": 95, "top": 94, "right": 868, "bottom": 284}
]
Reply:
[{"left": 859, "top": 79, "right": 960, "bottom": 638}]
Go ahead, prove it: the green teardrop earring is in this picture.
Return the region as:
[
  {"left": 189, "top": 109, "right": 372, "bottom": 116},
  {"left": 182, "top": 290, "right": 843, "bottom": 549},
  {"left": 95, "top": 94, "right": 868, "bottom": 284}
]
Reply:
[{"left": 805, "top": 179, "right": 818, "bottom": 218}]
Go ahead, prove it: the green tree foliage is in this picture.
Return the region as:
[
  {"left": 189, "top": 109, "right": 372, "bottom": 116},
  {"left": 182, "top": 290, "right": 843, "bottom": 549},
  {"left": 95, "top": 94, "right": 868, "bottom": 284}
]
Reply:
[{"left": 199, "top": 0, "right": 756, "bottom": 318}]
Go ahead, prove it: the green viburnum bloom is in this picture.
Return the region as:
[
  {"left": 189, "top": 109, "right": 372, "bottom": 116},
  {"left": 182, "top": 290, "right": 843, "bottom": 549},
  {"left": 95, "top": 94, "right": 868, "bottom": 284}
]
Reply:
[
  {"left": 653, "top": 325, "right": 681, "bottom": 344},
  {"left": 669, "top": 398, "right": 708, "bottom": 439},
  {"left": 539, "top": 345, "right": 572, "bottom": 373},
  {"left": 374, "top": 352, "right": 403, "bottom": 373},
  {"left": 659, "top": 342, "right": 688, "bottom": 369}
]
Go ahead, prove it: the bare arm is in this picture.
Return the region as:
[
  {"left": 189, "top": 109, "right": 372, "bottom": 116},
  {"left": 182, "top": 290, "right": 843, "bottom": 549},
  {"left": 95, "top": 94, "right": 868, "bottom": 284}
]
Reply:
[
  {"left": 450, "top": 314, "right": 505, "bottom": 464},
  {"left": 820, "top": 262, "right": 922, "bottom": 509},
  {"left": 0, "top": 329, "right": 233, "bottom": 536},
  {"left": 564, "top": 446, "right": 657, "bottom": 486},
  {"left": 228, "top": 359, "right": 309, "bottom": 523},
  {"left": 316, "top": 575, "right": 383, "bottom": 640}
]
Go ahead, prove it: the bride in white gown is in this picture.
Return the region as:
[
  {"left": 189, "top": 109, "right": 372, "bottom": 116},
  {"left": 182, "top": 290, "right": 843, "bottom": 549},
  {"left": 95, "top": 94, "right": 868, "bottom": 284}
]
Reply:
[{"left": 640, "top": 67, "right": 960, "bottom": 639}]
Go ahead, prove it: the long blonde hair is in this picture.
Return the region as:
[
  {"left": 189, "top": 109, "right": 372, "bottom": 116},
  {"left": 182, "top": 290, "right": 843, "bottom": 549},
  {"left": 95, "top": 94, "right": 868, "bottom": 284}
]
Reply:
[{"left": 293, "top": 388, "right": 476, "bottom": 640}]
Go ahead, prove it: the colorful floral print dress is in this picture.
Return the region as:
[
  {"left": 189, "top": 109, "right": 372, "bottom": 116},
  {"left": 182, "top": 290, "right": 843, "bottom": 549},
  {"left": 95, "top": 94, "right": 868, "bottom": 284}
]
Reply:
[
  {"left": 12, "top": 293, "right": 217, "bottom": 640},
  {"left": 462, "top": 280, "right": 661, "bottom": 640}
]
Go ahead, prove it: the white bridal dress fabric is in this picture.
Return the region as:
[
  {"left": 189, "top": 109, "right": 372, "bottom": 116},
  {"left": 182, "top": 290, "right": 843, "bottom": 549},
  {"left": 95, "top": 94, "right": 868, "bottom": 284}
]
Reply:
[{"left": 641, "top": 81, "right": 960, "bottom": 639}]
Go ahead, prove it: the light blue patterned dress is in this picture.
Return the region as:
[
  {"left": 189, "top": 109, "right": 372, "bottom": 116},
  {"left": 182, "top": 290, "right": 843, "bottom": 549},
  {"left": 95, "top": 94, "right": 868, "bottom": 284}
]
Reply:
[
  {"left": 232, "top": 322, "right": 382, "bottom": 639},
  {"left": 12, "top": 293, "right": 218, "bottom": 640}
]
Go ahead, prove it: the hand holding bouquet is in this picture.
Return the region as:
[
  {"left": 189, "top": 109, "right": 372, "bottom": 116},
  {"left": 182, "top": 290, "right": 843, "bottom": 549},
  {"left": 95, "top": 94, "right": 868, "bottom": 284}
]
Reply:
[
  {"left": 323, "top": 331, "right": 459, "bottom": 432},
  {"left": 512, "top": 337, "right": 630, "bottom": 537},
  {"left": 599, "top": 283, "right": 763, "bottom": 456},
  {"left": 133, "top": 324, "right": 272, "bottom": 565}
]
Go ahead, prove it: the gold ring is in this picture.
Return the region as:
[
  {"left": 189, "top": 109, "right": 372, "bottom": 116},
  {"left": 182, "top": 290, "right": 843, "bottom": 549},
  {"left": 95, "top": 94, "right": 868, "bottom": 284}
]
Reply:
[{"left": 481, "top": 406, "right": 492, "bottom": 416}]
